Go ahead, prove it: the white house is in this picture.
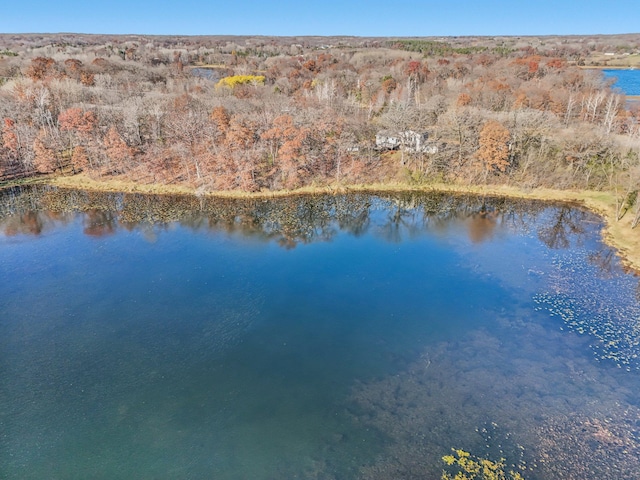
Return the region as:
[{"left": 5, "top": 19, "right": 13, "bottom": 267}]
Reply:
[
  {"left": 376, "top": 130, "right": 437, "bottom": 153},
  {"left": 375, "top": 130, "right": 402, "bottom": 150}
]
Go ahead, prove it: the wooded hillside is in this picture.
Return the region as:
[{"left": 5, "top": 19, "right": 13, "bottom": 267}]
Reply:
[{"left": 1, "top": 33, "right": 639, "bottom": 209}]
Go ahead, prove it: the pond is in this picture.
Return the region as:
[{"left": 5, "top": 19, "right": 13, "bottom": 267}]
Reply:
[
  {"left": 602, "top": 68, "right": 640, "bottom": 96},
  {"left": 1, "top": 186, "right": 640, "bottom": 480}
]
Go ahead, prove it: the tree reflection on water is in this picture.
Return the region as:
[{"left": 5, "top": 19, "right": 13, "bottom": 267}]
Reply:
[
  {"left": 0, "top": 186, "right": 589, "bottom": 250},
  {"left": 2, "top": 185, "right": 640, "bottom": 480}
]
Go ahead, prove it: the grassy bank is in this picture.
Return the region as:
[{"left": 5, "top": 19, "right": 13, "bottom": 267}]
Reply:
[{"left": 34, "top": 174, "right": 639, "bottom": 273}]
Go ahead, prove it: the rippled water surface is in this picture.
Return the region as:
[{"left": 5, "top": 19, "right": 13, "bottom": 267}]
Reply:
[{"left": 1, "top": 187, "right": 640, "bottom": 479}]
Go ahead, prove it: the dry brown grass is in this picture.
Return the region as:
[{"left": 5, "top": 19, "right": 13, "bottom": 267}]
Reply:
[{"left": 583, "top": 53, "right": 640, "bottom": 68}]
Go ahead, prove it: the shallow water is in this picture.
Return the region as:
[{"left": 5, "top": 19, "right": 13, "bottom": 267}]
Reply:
[{"left": 1, "top": 187, "right": 640, "bottom": 479}]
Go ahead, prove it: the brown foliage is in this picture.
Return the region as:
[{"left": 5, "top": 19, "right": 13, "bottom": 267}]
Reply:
[
  {"left": 0, "top": 34, "right": 636, "bottom": 193},
  {"left": 225, "top": 117, "right": 256, "bottom": 151},
  {"left": 80, "top": 71, "right": 95, "bottom": 86},
  {"left": 91, "top": 57, "right": 109, "bottom": 68},
  {"left": 210, "top": 106, "right": 230, "bottom": 135},
  {"left": 513, "top": 92, "right": 528, "bottom": 109},
  {"left": 233, "top": 85, "right": 256, "bottom": 99},
  {"left": 2, "top": 118, "right": 18, "bottom": 153},
  {"left": 512, "top": 55, "right": 541, "bottom": 79},
  {"left": 261, "top": 115, "right": 310, "bottom": 188},
  {"left": 12, "top": 82, "right": 32, "bottom": 103},
  {"left": 104, "top": 127, "right": 134, "bottom": 172},
  {"left": 265, "top": 65, "right": 281, "bottom": 82},
  {"left": 303, "top": 59, "right": 318, "bottom": 73},
  {"left": 475, "top": 54, "right": 495, "bottom": 67},
  {"left": 476, "top": 120, "right": 511, "bottom": 173},
  {"left": 59, "top": 108, "right": 97, "bottom": 133},
  {"left": 33, "top": 129, "right": 58, "bottom": 173},
  {"left": 171, "top": 93, "right": 194, "bottom": 113},
  {"left": 26, "top": 57, "right": 56, "bottom": 81},
  {"left": 382, "top": 77, "right": 397, "bottom": 94},
  {"left": 467, "top": 210, "right": 497, "bottom": 243},
  {"left": 71, "top": 146, "right": 90, "bottom": 172},
  {"left": 63, "top": 58, "right": 83, "bottom": 76},
  {"left": 546, "top": 58, "right": 567, "bottom": 69},
  {"left": 457, "top": 93, "right": 472, "bottom": 107},
  {"left": 404, "top": 60, "right": 429, "bottom": 83}
]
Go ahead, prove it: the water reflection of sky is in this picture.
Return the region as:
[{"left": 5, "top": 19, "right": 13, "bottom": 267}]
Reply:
[
  {"left": 1, "top": 187, "right": 640, "bottom": 480},
  {"left": 602, "top": 68, "right": 640, "bottom": 96}
]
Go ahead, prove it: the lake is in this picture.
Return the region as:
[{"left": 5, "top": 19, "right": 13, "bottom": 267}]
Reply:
[
  {"left": 602, "top": 68, "right": 640, "bottom": 96},
  {"left": 1, "top": 187, "right": 640, "bottom": 479}
]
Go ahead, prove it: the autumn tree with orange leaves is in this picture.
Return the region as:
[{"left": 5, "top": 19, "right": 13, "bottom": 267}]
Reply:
[
  {"left": 103, "top": 127, "right": 134, "bottom": 174},
  {"left": 2, "top": 118, "right": 19, "bottom": 155},
  {"left": 261, "top": 115, "right": 310, "bottom": 189},
  {"left": 59, "top": 108, "right": 97, "bottom": 134},
  {"left": 216, "top": 116, "right": 259, "bottom": 191},
  {"left": 32, "top": 129, "right": 58, "bottom": 173},
  {"left": 476, "top": 120, "right": 511, "bottom": 182},
  {"left": 25, "top": 57, "right": 57, "bottom": 81},
  {"left": 71, "top": 146, "right": 90, "bottom": 173}
]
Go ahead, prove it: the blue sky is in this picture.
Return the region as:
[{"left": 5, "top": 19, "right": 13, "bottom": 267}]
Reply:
[{"left": 2, "top": 0, "right": 638, "bottom": 36}]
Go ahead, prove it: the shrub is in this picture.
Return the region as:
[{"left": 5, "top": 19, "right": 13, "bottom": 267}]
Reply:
[{"left": 216, "top": 75, "right": 265, "bottom": 89}]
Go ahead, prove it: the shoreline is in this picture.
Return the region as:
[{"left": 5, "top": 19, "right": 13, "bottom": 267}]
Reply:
[
  {"left": 4, "top": 173, "right": 639, "bottom": 273},
  {"left": 580, "top": 65, "right": 639, "bottom": 70}
]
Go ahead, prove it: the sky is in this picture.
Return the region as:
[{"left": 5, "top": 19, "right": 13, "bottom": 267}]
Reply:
[{"left": 1, "top": 0, "right": 638, "bottom": 37}]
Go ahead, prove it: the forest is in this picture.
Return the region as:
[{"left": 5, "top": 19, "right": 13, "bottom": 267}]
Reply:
[{"left": 0, "top": 33, "right": 639, "bottom": 213}]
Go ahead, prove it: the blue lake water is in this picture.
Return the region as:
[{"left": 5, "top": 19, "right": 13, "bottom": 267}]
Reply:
[
  {"left": 1, "top": 187, "right": 640, "bottom": 479},
  {"left": 602, "top": 68, "right": 640, "bottom": 96}
]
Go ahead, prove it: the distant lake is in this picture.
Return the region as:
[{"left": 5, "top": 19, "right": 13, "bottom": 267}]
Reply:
[
  {"left": 191, "top": 67, "right": 221, "bottom": 81},
  {"left": 2, "top": 187, "right": 640, "bottom": 479},
  {"left": 602, "top": 68, "right": 640, "bottom": 96}
]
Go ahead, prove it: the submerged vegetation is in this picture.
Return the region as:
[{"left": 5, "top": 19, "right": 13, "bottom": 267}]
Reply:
[
  {"left": 2, "top": 186, "right": 640, "bottom": 478},
  {"left": 534, "top": 249, "right": 640, "bottom": 371},
  {"left": 442, "top": 449, "right": 525, "bottom": 480}
]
